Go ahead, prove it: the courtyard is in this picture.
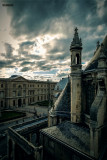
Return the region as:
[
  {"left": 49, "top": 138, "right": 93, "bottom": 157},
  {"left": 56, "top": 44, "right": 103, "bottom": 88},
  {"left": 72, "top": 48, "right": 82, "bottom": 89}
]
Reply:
[{"left": 0, "top": 110, "right": 26, "bottom": 123}]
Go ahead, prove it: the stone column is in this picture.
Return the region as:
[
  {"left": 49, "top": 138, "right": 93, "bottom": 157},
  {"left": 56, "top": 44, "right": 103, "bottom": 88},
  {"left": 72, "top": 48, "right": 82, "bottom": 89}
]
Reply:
[{"left": 70, "top": 73, "right": 82, "bottom": 123}]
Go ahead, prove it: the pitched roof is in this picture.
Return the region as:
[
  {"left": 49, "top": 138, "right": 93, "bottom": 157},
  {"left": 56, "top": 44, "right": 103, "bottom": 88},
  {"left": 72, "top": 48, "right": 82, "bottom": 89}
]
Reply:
[
  {"left": 50, "top": 80, "right": 71, "bottom": 118},
  {"left": 54, "top": 77, "right": 69, "bottom": 91},
  {"left": 41, "top": 121, "right": 90, "bottom": 156},
  {"left": 85, "top": 35, "right": 107, "bottom": 72}
]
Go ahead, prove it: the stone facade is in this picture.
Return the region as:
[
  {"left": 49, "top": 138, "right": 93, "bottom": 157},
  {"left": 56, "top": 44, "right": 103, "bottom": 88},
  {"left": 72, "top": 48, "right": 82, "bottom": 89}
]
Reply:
[
  {"left": 70, "top": 27, "right": 82, "bottom": 123},
  {"left": 42, "top": 28, "right": 107, "bottom": 160},
  {"left": 6, "top": 29, "right": 107, "bottom": 160},
  {"left": 7, "top": 117, "right": 48, "bottom": 160},
  {"left": 0, "top": 75, "right": 57, "bottom": 109}
]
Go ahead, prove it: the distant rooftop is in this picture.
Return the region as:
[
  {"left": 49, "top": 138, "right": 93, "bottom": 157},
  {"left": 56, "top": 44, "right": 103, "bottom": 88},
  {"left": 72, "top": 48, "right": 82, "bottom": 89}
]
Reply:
[{"left": 10, "top": 75, "right": 21, "bottom": 79}]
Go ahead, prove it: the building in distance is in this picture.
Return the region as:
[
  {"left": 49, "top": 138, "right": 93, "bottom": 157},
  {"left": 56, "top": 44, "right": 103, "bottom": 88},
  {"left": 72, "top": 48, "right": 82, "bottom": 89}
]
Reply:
[{"left": 0, "top": 75, "right": 57, "bottom": 109}]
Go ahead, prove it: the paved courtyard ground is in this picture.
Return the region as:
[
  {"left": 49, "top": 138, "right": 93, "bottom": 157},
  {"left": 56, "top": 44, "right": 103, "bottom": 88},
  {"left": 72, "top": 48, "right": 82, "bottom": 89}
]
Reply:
[{"left": 15, "top": 105, "right": 48, "bottom": 117}]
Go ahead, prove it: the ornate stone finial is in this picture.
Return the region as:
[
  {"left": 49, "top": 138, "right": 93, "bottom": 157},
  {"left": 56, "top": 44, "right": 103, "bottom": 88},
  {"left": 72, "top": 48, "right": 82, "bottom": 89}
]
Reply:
[
  {"left": 94, "top": 41, "right": 100, "bottom": 55},
  {"left": 70, "top": 27, "right": 82, "bottom": 50},
  {"left": 100, "top": 43, "right": 105, "bottom": 54},
  {"left": 75, "top": 27, "right": 78, "bottom": 33},
  {"left": 80, "top": 38, "right": 82, "bottom": 46},
  {"left": 97, "top": 41, "right": 100, "bottom": 49},
  {"left": 99, "top": 43, "right": 106, "bottom": 59},
  {"left": 101, "top": 43, "right": 104, "bottom": 50}
]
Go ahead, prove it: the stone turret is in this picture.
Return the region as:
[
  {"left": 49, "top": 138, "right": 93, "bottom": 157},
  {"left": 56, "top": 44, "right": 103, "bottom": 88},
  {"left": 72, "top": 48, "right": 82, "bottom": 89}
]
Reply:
[
  {"left": 70, "top": 27, "right": 82, "bottom": 72},
  {"left": 70, "top": 28, "right": 82, "bottom": 123}
]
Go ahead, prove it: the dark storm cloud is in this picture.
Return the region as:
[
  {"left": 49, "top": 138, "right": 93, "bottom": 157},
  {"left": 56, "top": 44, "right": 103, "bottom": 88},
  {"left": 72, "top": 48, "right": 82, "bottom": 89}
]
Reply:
[
  {"left": 20, "top": 61, "right": 35, "bottom": 66},
  {"left": 7, "top": 0, "right": 67, "bottom": 38},
  {"left": 4, "top": 43, "right": 14, "bottom": 58},
  {"left": 0, "top": 61, "right": 6, "bottom": 68},
  {"left": 56, "top": 72, "right": 68, "bottom": 78},
  {"left": 20, "top": 67, "right": 31, "bottom": 72},
  {"left": 18, "top": 40, "right": 41, "bottom": 60},
  {"left": 18, "top": 40, "right": 34, "bottom": 54},
  {"left": 35, "top": 60, "right": 56, "bottom": 71},
  {"left": 19, "top": 41, "right": 34, "bottom": 47},
  {"left": 36, "top": 60, "right": 47, "bottom": 66},
  {"left": 44, "top": 38, "right": 70, "bottom": 61},
  {"left": 47, "top": 52, "right": 69, "bottom": 61},
  {"left": 39, "top": 65, "right": 54, "bottom": 71},
  {"left": 4, "top": 0, "right": 107, "bottom": 77},
  {"left": 0, "top": 60, "right": 15, "bottom": 68},
  {"left": 7, "top": 0, "right": 107, "bottom": 39},
  {"left": 26, "top": 54, "right": 41, "bottom": 60}
]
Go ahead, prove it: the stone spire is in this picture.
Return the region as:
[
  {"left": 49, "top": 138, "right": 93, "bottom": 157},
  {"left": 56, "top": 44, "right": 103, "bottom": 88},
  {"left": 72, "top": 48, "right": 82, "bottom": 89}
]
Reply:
[
  {"left": 96, "top": 41, "right": 100, "bottom": 50},
  {"left": 99, "top": 43, "right": 106, "bottom": 58},
  {"left": 70, "top": 27, "right": 82, "bottom": 50},
  {"left": 94, "top": 41, "right": 100, "bottom": 55},
  {"left": 98, "top": 43, "right": 106, "bottom": 68}
]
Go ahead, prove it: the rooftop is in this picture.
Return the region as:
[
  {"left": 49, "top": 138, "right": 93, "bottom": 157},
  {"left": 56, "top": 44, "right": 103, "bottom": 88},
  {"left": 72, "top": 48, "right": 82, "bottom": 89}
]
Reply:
[
  {"left": 50, "top": 80, "right": 71, "bottom": 118},
  {"left": 41, "top": 121, "right": 90, "bottom": 156},
  {"left": 54, "top": 77, "right": 69, "bottom": 91},
  {"left": 85, "top": 35, "right": 107, "bottom": 72}
]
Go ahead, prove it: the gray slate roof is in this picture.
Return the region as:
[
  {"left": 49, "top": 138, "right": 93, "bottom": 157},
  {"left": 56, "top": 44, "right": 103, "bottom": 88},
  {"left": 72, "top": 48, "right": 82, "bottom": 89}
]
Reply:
[
  {"left": 41, "top": 121, "right": 90, "bottom": 155},
  {"left": 54, "top": 77, "right": 69, "bottom": 91},
  {"left": 85, "top": 35, "right": 107, "bottom": 72},
  {"left": 50, "top": 80, "right": 71, "bottom": 117}
]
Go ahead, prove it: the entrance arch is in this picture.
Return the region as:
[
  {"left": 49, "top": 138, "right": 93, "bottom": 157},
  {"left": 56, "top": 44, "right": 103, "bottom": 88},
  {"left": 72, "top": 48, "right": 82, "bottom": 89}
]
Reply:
[{"left": 18, "top": 99, "right": 22, "bottom": 107}]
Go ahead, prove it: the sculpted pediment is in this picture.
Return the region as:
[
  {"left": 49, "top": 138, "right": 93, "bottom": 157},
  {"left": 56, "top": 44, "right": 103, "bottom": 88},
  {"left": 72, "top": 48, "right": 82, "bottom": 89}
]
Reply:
[{"left": 11, "top": 76, "right": 28, "bottom": 82}]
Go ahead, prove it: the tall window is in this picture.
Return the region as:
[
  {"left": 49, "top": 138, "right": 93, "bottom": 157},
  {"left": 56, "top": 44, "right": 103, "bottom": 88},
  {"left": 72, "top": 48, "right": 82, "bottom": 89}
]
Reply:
[
  {"left": 85, "top": 82, "right": 95, "bottom": 114},
  {"left": 13, "top": 91, "right": 16, "bottom": 97},
  {"left": 23, "top": 90, "right": 26, "bottom": 96},
  {"left": 1, "top": 101, "right": 3, "bottom": 107},
  {"left": 0, "top": 91, "right": 4, "bottom": 98},
  {"left": 13, "top": 100, "right": 15, "bottom": 106},
  {"left": 23, "top": 84, "right": 26, "bottom": 89},
  {"left": 23, "top": 99, "right": 25, "bottom": 104},
  {"left": 76, "top": 54, "right": 79, "bottom": 64},
  {"left": 13, "top": 84, "right": 16, "bottom": 88},
  {"left": 18, "top": 85, "right": 22, "bottom": 96}
]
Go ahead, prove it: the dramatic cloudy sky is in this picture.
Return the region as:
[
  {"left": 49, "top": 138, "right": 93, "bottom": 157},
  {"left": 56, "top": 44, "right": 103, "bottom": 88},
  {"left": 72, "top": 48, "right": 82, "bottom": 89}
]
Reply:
[{"left": 0, "top": 0, "right": 107, "bottom": 81}]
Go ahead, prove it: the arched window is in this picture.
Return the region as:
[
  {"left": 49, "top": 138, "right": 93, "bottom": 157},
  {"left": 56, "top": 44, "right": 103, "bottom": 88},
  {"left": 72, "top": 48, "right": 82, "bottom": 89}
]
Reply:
[{"left": 76, "top": 54, "right": 79, "bottom": 64}]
